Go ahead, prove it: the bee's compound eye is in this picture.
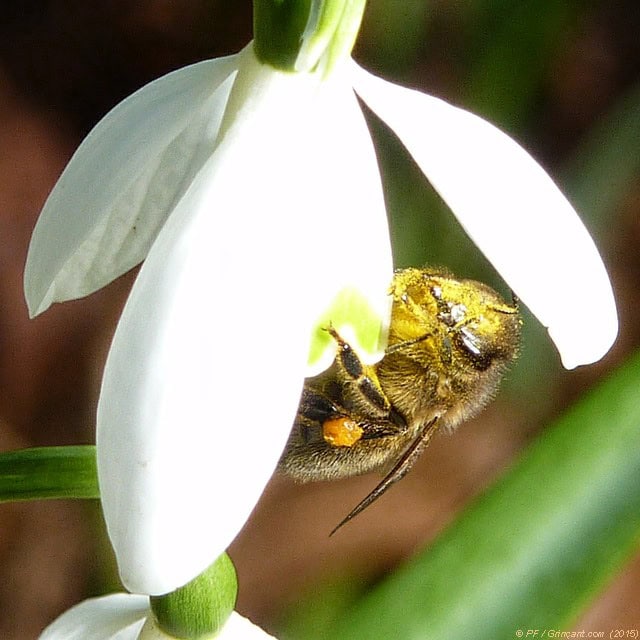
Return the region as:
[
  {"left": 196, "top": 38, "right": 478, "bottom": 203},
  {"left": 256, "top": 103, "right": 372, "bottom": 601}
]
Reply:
[
  {"left": 323, "top": 417, "right": 364, "bottom": 448},
  {"left": 454, "top": 326, "right": 493, "bottom": 370},
  {"left": 458, "top": 326, "right": 482, "bottom": 356}
]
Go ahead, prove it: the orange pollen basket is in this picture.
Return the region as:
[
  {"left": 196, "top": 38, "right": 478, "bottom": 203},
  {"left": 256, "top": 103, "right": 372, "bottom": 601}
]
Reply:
[{"left": 322, "top": 417, "right": 364, "bottom": 447}]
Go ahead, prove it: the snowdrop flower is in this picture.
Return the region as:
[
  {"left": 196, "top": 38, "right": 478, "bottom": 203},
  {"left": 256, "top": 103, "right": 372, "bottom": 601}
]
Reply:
[
  {"left": 25, "top": 0, "right": 616, "bottom": 607},
  {"left": 39, "top": 595, "right": 275, "bottom": 640}
]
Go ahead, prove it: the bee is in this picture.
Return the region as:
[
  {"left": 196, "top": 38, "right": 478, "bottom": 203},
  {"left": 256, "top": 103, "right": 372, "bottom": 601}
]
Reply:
[{"left": 278, "top": 268, "right": 521, "bottom": 533}]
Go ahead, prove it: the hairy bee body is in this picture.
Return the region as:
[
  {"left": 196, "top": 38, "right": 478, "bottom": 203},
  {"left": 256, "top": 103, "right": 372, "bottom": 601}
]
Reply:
[{"left": 278, "top": 268, "right": 521, "bottom": 527}]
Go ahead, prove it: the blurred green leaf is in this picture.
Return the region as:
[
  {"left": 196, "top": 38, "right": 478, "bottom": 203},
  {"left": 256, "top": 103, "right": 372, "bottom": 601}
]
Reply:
[
  {"left": 0, "top": 446, "right": 98, "bottom": 502},
  {"left": 463, "top": 0, "right": 575, "bottom": 129},
  {"left": 563, "top": 80, "right": 640, "bottom": 240},
  {"left": 312, "top": 349, "right": 640, "bottom": 639},
  {"left": 358, "top": 0, "right": 431, "bottom": 74},
  {"left": 280, "top": 574, "right": 368, "bottom": 640}
]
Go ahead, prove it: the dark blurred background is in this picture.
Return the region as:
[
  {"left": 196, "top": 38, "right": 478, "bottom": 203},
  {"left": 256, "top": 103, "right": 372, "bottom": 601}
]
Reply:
[{"left": 0, "top": 1, "right": 638, "bottom": 638}]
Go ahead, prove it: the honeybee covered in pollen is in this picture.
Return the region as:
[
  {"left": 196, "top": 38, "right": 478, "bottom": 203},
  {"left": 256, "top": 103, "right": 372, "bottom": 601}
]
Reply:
[{"left": 278, "top": 268, "right": 521, "bottom": 532}]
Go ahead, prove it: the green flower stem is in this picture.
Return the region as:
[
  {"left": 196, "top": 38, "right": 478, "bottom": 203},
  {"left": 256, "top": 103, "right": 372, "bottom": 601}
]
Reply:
[
  {"left": 319, "top": 0, "right": 367, "bottom": 76},
  {"left": 150, "top": 553, "right": 238, "bottom": 639},
  {"left": 326, "top": 349, "right": 640, "bottom": 638},
  {"left": 253, "top": 0, "right": 366, "bottom": 73},
  {"left": 0, "top": 445, "right": 98, "bottom": 502}
]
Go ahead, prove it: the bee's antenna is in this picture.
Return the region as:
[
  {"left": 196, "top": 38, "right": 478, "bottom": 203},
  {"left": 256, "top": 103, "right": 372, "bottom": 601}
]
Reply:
[{"left": 330, "top": 416, "right": 440, "bottom": 536}]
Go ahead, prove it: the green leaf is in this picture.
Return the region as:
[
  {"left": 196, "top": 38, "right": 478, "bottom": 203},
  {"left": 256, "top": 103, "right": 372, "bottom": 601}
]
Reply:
[
  {"left": 323, "top": 350, "right": 640, "bottom": 638},
  {"left": 0, "top": 445, "right": 98, "bottom": 502}
]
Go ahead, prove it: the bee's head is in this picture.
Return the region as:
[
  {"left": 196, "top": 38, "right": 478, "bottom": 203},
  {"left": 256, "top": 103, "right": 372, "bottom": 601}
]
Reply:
[{"left": 388, "top": 268, "right": 521, "bottom": 371}]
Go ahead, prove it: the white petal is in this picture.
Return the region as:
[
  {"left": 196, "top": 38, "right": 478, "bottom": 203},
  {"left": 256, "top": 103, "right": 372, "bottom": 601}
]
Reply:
[
  {"left": 39, "top": 594, "right": 148, "bottom": 640},
  {"left": 288, "top": 63, "right": 393, "bottom": 374},
  {"left": 99, "top": 47, "right": 392, "bottom": 595},
  {"left": 218, "top": 612, "right": 278, "bottom": 639},
  {"left": 98, "top": 148, "right": 308, "bottom": 595},
  {"left": 138, "top": 611, "right": 276, "bottom": 640},
  {"left": 98, "top": 48, "right": 392, "bottom": 594},
  {"left": 352, "top": 63, "right": 618, "bottom": 368},
  {"left": 25, "top": 55, "right": 238, "bottom": 317},
  {"left": 99, "top": 46, "right": 390, "bottom": 594},
  {"left": 217, "top": 49, "right": 393, "bottom": 365}
]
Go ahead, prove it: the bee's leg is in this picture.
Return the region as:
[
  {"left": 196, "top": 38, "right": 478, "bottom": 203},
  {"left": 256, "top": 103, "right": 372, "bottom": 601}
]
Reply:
[{"left": 327, "top": 326, "right": 391, "bottom": 419}]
